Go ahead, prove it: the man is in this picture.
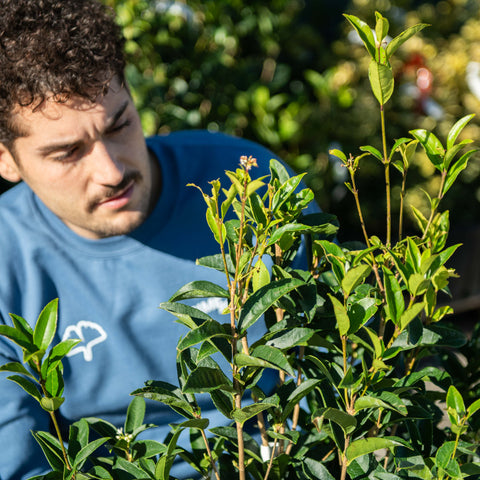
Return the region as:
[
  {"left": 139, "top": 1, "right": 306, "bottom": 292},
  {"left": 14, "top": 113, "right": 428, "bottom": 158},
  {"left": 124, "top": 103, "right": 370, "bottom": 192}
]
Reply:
[{"left": 0, "top": 1, "right": 316, "bottom": 479}]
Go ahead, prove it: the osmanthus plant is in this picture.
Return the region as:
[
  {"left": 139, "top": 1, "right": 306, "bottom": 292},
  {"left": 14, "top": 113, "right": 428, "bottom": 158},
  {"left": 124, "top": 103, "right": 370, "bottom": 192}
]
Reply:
[{"left": 2, "top": 10, "right": 480, "bottom": 480}]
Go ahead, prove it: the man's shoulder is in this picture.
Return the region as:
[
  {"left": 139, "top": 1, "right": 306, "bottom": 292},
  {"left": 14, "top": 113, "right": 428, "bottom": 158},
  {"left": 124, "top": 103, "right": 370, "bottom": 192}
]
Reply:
[
  {"left": 0, "top": 182, "right": 32, "bottom": 212},
  {"left": 148, "top": 130, "right": 269, "bottom": 149},
  {"left": 148, "top": 131, "right": 277, "bottom": 162},
  {"left": 147, "top": 130, "right": 279, "bottom": 181}
]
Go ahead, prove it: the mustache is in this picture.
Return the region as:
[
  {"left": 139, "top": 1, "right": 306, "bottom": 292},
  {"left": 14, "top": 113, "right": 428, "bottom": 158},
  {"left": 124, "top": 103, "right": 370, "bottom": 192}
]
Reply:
[{"left": 88, "top": 171, "right": 142, "bottom": 210}]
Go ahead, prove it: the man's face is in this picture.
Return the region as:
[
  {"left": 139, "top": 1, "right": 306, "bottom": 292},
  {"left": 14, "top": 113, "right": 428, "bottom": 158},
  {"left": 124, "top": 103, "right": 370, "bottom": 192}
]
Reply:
[{"left": 0, "top": 82, "right": 160, "bottom": 239}]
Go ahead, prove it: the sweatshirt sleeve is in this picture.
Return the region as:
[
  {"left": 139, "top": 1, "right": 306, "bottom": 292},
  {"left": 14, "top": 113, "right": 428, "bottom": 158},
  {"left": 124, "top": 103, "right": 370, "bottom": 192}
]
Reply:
[{"left": 0, "top": 332, "right": 51, "bottom": 479}]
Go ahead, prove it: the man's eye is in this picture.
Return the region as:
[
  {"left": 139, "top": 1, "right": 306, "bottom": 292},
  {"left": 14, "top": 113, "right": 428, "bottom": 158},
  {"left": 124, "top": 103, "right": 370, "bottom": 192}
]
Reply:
[
  {"left": 52, "top": 147, "right": 79, "bottom": 162},
  {"left": 108, "top": 119, "right": 131, "bottom": 134}
]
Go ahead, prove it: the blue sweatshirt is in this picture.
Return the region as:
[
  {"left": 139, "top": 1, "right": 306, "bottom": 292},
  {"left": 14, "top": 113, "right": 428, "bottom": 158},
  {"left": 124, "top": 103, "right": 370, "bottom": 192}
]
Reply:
[{"left": 0, "top": 131, "right": 310, "bottom": 479}]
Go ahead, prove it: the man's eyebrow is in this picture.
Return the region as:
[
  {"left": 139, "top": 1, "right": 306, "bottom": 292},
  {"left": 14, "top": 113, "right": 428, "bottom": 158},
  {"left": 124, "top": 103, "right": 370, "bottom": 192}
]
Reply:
[
  {"left": 36, "top": 100, "right": 130, "bottom": 156},
  {"left": 105, "top": 100, "right": 129, "bottom": 130}
]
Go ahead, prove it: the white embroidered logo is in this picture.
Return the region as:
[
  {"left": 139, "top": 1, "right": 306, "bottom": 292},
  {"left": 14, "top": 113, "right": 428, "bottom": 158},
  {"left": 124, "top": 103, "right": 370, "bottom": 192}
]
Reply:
[
  {"left": 193, "top": 297, "right": 228, "bottom": 315},
  {"left": 62, "top": 321, "right": 107, "bottom": 362}
]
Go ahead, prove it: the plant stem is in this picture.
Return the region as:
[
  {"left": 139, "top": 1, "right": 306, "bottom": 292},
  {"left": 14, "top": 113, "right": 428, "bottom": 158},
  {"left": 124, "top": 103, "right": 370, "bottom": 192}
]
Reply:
[
  {"left": 380, "top": 105, "right": 392, "bottom": 246},
  {"left": 398, "top": 170, "right": 408, "bottom": 241},
  {"left": 263, "top": 438, "right": 278, "bottom": 480},
  {"left": 349, "top": 167, "right": 370, "bottom": 248},
  {"left": 340, "top": 435, "right": 351, "bottom": 480},
  {"left": 285, "top": 345, "right": 305, "bottom": 456},
  {"left": 200, "top": 428, "right": 221, "bottom": 480},
  {"left": 421, "top": 170, "right": 447, "bottom": 243},
  {"left": 49, "top": 410, "right": 72, "bottom": 471}
]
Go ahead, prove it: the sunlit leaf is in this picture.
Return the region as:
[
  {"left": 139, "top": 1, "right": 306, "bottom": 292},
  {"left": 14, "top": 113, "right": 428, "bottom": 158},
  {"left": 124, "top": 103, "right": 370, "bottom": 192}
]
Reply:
[
  {"left": 168, "top": 281, "right": 229, "bottom": 302},
  {"left": 232, "top": 402, "right": 277, "bottom": 426},
  {"left": 447, "top": 113, "right": 475, "bottom": 150},
  {"left": 132, "top": 380, "right": 195, "bottom": 417},
  {"left": 346, "top": 436, "right": 410, "bottom": 462},
  {"left": 125, "top": 396, "right": 145, "bottom": 434},
  {"left": 177, "top": 320, "right": 231, "bottom": 352},
  {"left": 368, "top": 60, "right": 394, "bottom": 105},
  {"left": 329, "top": 295, "right": 349, "bottom": 336},
  {"left": 7, "top": 375, "right": 42, "bottom": 403},
  {"left": 312, "top": 407, "right": 357, "bottom": 435},
  {"left": 410, "top": 129, "right": 445, "bottom": 171},
  {"left": 386, "top": 23, "right": 429, "bottom": 59},
  {"left": 342, "top": 264, "right": 372, "bottom": 298},
  {"left": 238, "top": 278, "right": 304, "bottom": 333},
  {"left": 33, "top": 299, "right": 58, "bottom": 353},
  {"left": 344, "top": 14, "right": 376, "bottom": 59},
  {"left": 183, "top": 366, "right": 233, "bottom": 394}
]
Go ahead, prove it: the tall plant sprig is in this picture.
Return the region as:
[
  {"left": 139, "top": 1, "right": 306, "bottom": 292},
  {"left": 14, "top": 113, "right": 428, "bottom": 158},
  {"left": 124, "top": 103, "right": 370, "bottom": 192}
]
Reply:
[{"left": 343, "top": 12, "right": 428, "bottom": 246}]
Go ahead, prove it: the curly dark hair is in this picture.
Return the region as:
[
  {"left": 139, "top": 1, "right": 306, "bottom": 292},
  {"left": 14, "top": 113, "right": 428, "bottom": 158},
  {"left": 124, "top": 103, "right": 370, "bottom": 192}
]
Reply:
[{"left": 0, "top": 0, "right": 126, "bottom": 146}]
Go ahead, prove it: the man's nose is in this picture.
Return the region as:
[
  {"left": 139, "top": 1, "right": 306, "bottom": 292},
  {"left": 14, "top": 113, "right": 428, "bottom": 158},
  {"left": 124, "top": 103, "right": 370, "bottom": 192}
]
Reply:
[{"left": 90, "top": 141, "right": 125, "bottom": 186}]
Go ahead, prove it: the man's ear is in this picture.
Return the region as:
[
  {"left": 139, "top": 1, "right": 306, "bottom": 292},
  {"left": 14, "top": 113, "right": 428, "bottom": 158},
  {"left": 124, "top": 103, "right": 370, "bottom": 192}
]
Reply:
[{"left": 0, "top": 143, "right": 22, "bottom": 183}]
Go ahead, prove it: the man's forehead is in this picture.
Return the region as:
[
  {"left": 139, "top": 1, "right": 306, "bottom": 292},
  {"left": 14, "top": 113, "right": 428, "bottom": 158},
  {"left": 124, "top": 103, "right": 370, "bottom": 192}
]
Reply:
[{"left": 12, "top": 85, "right": 129, "bottom": 136}]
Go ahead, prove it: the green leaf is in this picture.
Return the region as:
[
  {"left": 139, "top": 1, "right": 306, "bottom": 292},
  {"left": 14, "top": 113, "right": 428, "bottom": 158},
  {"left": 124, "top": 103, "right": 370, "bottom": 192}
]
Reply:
[
  {"left": 177, "top": 320, "right": 231, "bottom": 352},
  {"left": 251, "top": 344, "right": 295, "bottom": 377},
  {"left": 348, "top": 297, "right": 377, "bottom": 335},
  {"left": 446, "top": 385, "right": 465, "bottom": 423},
  {"left": 313, "top": 407, "right": 357, "bottom": 435},
  {"left": 399, "top": 302, "right": 425, "bottom": 330},
  {"left": 329, "top": 294, "right": 349, "bottom": 337},
  {"left": 251, "top": 258, "right": 271, "bottom": 293},
  {"left": 302, "top": 457, "right": 336, "bottom": 479},
  {"left": 0, "top": 325, "right": 36, "bottom": 351},
  {"left": 31, "top": 431, "right": 65, "bottom": 471},
  {"left": 435, "top": 441, "right": 457, "bottom": 471},
  {"left": 43, "top": 339, "right": 81, "bottom": 378},
  {"left": 281, "top": 379, "right": 321, "bottom": 422},
  {"left": 72, "top": 437, "right": 108, "bottom": 470},
  {"left": 131, "top": 440, "right": 167, "bottom": 460},
  {"left": 341, "top": 264, "right": 372, "bottom": 298},
  {"left": 410, "top": 129, "right": 445, "bottom": 171},
  {"left": 447, "top": 113, "right": 475, "bottom": 150},
  {"left": 375, "top": 12, "right": 389, "bottom": 44},
  {"left": 158, "top": 302, "right": 214, "bottom": 329},
  {"left": 467, "top": 398, "right": 480, "bottom": 419},
  {"left": 124, "top": 396, "right": 145, "bottom": 434},
  {"left": 40, "top": 396, "right": 64, "bottom": 412},
  {"left": 386, "top": 23, "right": 429, "bottom": 59},
  {"left": 389, "top": 137, "right": 413, "bottom": 162},
  {"left": 206, "top": 207, "right": 226, "bottom": 245},
  {"left": 210, "top": 389, "right": 234, "bottom": 419},
  {"left": 368, "top": 60, "right": 394, "bottom": 105},
  {"left": 44, "top": 365, "right": 63, "bottom": 398},
  {"left": 382, "top": 266, "right": 405, "bottom": 325},
  {"left": 329, "top": 148, "right": 347, "bottom": 163},
  {"left": 168, "top": 281, "right": 229, "bottom": 302},
  {"left": 271, "top": 174, "right": 305, "bottom": 213},
  {"left": 232, "top": 402, "right": 277, "bottom": 426},
  {"left": 183, "top": 366, "right": 233, "bottom": 394},
  {"left": 33, "top": 299, "right": 58, "bottom": 353},
  {"left": 265, "top": 327, "right": 314, "bottom": 349},
  {"left": 344, "top": 14, "right": 377, "bottom": 59},
  {"left": 359, "top": 145, "right": 383, "bottom": 162},
  {"left": 270, "top": 158, "right": 291, "bottom": 184},
  {"left": 7, "top": 375, "right": 42, "bottom": 402},
  {"left": 131, "top": 380, "right": 195, "bottom": 417},
  {"left": 346, "top": 437, "right": 409, "bottom": 462},
  {"left": 0, "top": 361, "right": 36, "bottom": 379},
  {"left": 443, "top": 149, "right": 478, "bottom": 196},
  {"left": 238, "top": 278, "right": 304, "bottom": 333},
  {"left": 9, "top": 313, "right": 33, "bottom": 339}
]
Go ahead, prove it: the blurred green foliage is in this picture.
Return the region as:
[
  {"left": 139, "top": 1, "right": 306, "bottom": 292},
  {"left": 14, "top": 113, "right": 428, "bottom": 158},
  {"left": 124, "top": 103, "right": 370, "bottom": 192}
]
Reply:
[{"left": 106, "top": 0, "right": 480, "bottom": 242}]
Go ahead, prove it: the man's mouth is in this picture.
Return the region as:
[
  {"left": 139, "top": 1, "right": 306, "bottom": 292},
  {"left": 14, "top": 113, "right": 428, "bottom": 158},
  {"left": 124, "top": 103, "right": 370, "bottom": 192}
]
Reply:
[{"left": 97, "top": 181, "right": 135, "bottom": 210}]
